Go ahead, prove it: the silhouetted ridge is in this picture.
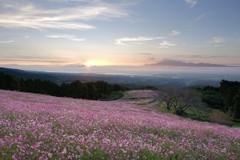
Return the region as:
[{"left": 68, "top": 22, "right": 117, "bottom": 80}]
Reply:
[{"left": 146, "top": 58, "right": 227, "bottom": 67}]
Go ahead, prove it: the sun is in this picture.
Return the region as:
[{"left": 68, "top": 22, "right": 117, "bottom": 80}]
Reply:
[
  {"left": 83, "top": 60, "right": 114, "bottom": 67},
  {"left": 84, "top": 61, "right": 96, "bottom": 67}
]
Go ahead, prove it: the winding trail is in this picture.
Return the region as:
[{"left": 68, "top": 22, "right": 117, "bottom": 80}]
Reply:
[{"left": 118, "top": 90, "right": 164, "bottom": 113}]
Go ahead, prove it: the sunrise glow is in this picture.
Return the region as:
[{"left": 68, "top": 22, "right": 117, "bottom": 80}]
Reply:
[
  {"left": 84, "top": 61, "right": 96, "bottom": 67},
  {"left": 0, "top": 0, "right": 239, "bottom": 70}
]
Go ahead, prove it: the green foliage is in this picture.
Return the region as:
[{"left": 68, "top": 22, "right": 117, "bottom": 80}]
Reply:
[
  {"left": 180, "top": 105, "right": 210, "bottom": 122},
  {"left": 80, "top": 149, "right": 111, "bottom": 160},
  {"left": 199, "top": 86, "right": 224, "bottom": 109},
  {"left": 101, "top": 91, "right": 125, "bottom": 101},
  {"left": 175, "top": 109, "right": 188, "bottom": 116},
  {"left": 0, "top": 72, "right": 126, "bottom": 100},
  {"left": 0, "top": 72, "right": 20, "bottom": 90},
  {"left": 135, "top": 86, "right": 158, "bottom": 90},
  {"left": 156, "top": 103, "right": 174, "bottom": 114},
  {"left": 220, "top": 80, "right": 240, "bottom": 119},
  {"left": 188, "top": 113, "right": 210, "bottom": 122}
]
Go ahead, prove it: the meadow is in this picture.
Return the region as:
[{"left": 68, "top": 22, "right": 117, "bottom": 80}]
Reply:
[{"left": 0, "top": 89, "right": 240, "bottom": 160}]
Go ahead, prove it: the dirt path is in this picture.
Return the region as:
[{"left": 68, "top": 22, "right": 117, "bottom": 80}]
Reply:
[{"left": 118, "top": 90, "right": 164, "bottom": 113}]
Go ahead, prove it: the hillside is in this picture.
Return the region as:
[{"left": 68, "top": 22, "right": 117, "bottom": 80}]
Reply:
[{"left": 0, "top": 89, "right": 240, "bottom": 159}]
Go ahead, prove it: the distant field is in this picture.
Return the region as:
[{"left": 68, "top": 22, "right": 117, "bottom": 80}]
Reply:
[{"left": 0, "top": 90, "right": 240, "bottom": 159}]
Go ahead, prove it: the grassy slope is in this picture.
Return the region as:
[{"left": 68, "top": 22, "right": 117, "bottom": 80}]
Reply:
[{"left": 0, "top": 89, "right": 240, "bottom": 160}]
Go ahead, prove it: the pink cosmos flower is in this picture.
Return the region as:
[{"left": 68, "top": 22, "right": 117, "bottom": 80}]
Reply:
[
  {"left": 48, "top": 153, "right": 53, "bottom": 158},
  {"left": 62, "top": 148, "right": 67, "bottom": 154}
]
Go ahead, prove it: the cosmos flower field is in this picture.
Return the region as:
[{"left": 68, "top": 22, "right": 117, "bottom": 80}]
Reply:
[{"left": 0, "top": 90, "right": 240, "bottom": 160}]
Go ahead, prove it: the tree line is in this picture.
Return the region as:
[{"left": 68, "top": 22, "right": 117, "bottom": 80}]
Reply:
[
  {"left": 220, "top": 80, "right": 240, "bottom": 120},
  {"left": 197, "top": 80, "right": 240, "bottom": 120},
  {"left": 0, "top": 72, "right": 127, "bottom": 100}
]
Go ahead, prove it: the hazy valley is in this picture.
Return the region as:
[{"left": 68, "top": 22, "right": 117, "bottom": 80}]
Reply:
[{"left": 1, "top": 66, "right": 240, "bottom": 88}]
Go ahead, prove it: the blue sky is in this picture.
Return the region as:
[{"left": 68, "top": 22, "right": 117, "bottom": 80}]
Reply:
[{"left": 0, "top": 0, "right": 240, "bottom": 68}]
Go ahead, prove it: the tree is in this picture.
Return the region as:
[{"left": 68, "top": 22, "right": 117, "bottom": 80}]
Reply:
[
  {"left": 174, "top": 89, "right": 202, "bottom": 115},
  {"left": 159, "top": 87, "right": 179, "bottom": 110},
  {"left": 159, "top": 87, "right": 203, "bottom": 115},
  {"left": 220, "top": 80, "right": 240, "bottom": 119},
  {"left": 0, "top": 72, "right": 7, "bottom": 89},
  {"left": 198, "top": 86, "right": 224, "bottom": 109}
]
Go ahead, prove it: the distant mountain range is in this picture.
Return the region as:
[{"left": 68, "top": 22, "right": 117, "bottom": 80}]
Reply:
[{"left": 146, "top": 58, "right": 227, "bottom": 67}]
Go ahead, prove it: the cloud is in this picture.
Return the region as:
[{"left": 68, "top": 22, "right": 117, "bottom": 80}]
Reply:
[
  {"left": 48, "top": 0, "right": 100, "bottom": 3},
  {"left": 115, "top": 36, "right": 163, "bottom": 45},
  {"left": 192, "top": 14, "right": 206, "bottom": 23},
  {"left": 0, "top": 40, "right": 14, "bottom": 44},
  {"left": 24, "top": 36, "right": 30, "bottom": 39},
  {"left": 0, "top": 0, "right": 130, "bottom": 30},
  {"left": 170, "top": 30, "right": 181, "bottom": 36},
  {"left": 0, "top": 57, "right": 69, "bottom": 64},
  {"left": 210, "top": 37, "right": 225, "bottom": 44},
  {"left": 139, "top": 53, "right": 154, "bottom": 56},
  {"left": 63, "top": 64, "right": 85, "bottom": 67},
  {"left": 148, "top": 57, "right": 155, "bottom": 61},
  {"left": 176, "top": 54, "right": 227, "bottom": 58},
  {"left": 185, "top": 0, "right": 197, "bottom": 8},
  {"left": 159, "top": 41, "right": 177, "bottom": 48},
  {"left": 46, "top": 34, "right": 84, "bottom": 41}
]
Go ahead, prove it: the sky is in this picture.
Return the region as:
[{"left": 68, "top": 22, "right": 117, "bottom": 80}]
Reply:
[{"left": 0, "top": 0, "right": 240, "bottom": 69}]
